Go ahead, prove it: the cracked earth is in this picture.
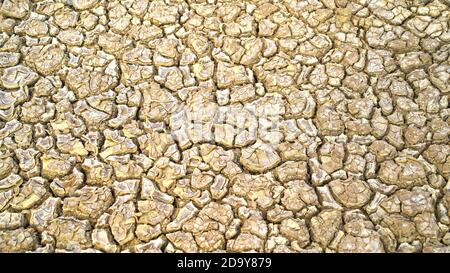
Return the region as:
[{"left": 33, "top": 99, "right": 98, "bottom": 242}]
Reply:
[{"left": 0, "top": 0, "right": 449, "bottom": 253}]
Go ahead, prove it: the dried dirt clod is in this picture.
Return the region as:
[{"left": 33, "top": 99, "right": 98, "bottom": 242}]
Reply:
[
  {"left": 240, "top": 140, "right": 281, "bottom": 173},
  {"left": 47, "top": 217, "right": 92, "bottom": 250},
  {"left": 0, "top": 228, "right": 38, "bottom": 253},
  {"left": 310, "top": 209, "right": 343, "bottom": 248},
  {"left": 329, "top": 178, "right": 372, "bottom": 208}
]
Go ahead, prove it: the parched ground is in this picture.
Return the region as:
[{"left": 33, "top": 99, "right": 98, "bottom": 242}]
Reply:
[{"left": 0, "top": 0, "right": 449, "bottom": 253}]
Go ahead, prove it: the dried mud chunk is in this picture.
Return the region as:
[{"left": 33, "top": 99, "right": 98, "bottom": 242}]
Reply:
[
  {"left": 227, "top": 233, "right": 264, "bottom": 252},
  {"left": 347, "top": 98, "right": 374, "bottom": 119},
  {"left": 298, "top": 34, "right": 332, "bottom": 57},
  {"left": 0, "top": 173, "right": 22, "bottom": 190},
  {"left": 274, "top": 161, "right": 308, "bottom": 183},
  {"left": 319, "top": 142, "right": 345, "bottom": 174},
  {"left": 277, "top": 141, "right": 308, "bottom": 161},
  {"left": 240, "top": 215, "right": 268, "bottom": 240},
  {"left": 10, "top": 177, "right": 48, "bottom": 210},
  {"left": 423, "top": 144, "right": 450, "bottom": 178},
  {"left": 138, "top": 130, "right": 174, "bottom": 160},
  {"left": 280, "top": 218, "right": 310, "bottom": 247},
  {"left": 396, "top": 157, "right": 428, "bottom": 188},
  {"left": 1, "top": 65, "right": 38, "bottom": 89},
  {"left": 193, "top": 58, "right": 214, "bottom": 81},
  {"left": 429, "top": 118, "right": 450, "bottom": 143},
  {"left": 147, "top": 0, "right": 179, "bottom": 26},
  {"left": 47, "top": 217, "right": 92, "bottom": 250},
  {"left": 195, "top": 230, "right": 226, "bottom": 252},
  {"left": 381, "top": 214, "right": 418, "bottom": 243},
  {"left": 281, "top": 180, "right": 318, "bottom": 212},
  {"left": 229, "top": 84, "right": 256, "bottom": 104},
  {"left": 0, "top": 0, "right": 447, "bottom": 254},
  {"left": 0, "top": 90, "right": 16, "bottom": 112},
  {"left": 183, "top": 216, "right": 220, "bottom": 235},
  {"left": 190, "top": 170, "right": 214, "bottom": 190},
  {"left": 0, "top": 0, "right": 30, "bottom": 19},
  {"left": 366, "top": 50, "right": 396, "bottom": 75},
  {"left": 57, "top": 28, "right": 85, "bottom": 46},
  {"left": 20, "top": 19, "right": 48, "bottom": 37},
  {"left": 74, "top": 101, "right": 111, "bottom": 128},
  {"left": 20, "top": 97, "right": 55, "bottom": 123},
  {"left": 200, "top": 144, "right": 235, "bottom": 172},
  {"left": 140, "top": 177, "right": 174, "bottom": 203},
  {"left": 161, "top": 67, "right": 184, "bottom": 91},
  {"left": 371, "top": 109, "right": 389, "bottom": 138},
  {"left": 98, "top": 32, "right": 133, "bottom": 56},
  {"left": 138, "top": 82, "right": 178, "bottom": 122},
  {"left": 92, "top": 228, "right": 119, "bottom": 253},
  {"left": 286, "top": 90, "right": 316, "bottom": 118},
  {"left": 378, "top": 160, "right": 402, "bottom": 186},
  {"left": 0, "top": 156, "right": 15, "bottom": 180},
  {"left": 0, "top": 52, "right": 20, "bottom": 68},
  {"left": 0, "top": 211, "right": 26, "bottom": 229},
  {"left": 30, "top": 44, "right": 65, "bottom": 76},
  {"left": 0, "top": 187, "right": 19, "bottom": 211},
  {"left": 343, "top": 73, "right": 369, "bottom": 94},
  {"left": 29, "top": 197, "right": 61, "bottom": 232},
  {"left": 166, "top": 201, "right": 198, "bottom": 232},
  {"left": 50, "top": 169, "right": 82, "bottom": 198},
  {"left": 414, "top": 212, "right": 440, "bottom": 239},
  {"left": 108, "top": 199, "right": 136, "bottom": 245},
  {"left": 72, "top": 0, "right": 99, "bottom": 10},
  {"left": 56, "top": 134, "right": 88, "bottom": 156},
  {"left": 50, "top": 112, "right": 85, "bottom": 136},
  {"left": 221, "top": 36, "right": 245, "bottom": 63},
  {"left": 311, "top": 209, "right": 343, "bottom": 248},
  {"left": 53, "top": 7, "right": 78, "bottom": 29},
  {"left": 65, "top": 68, "right": 117, "bottom": 99},
  {"left": 137, "top": 199, "right": 173, "bottom": 226},
  {"left": 441, "top": 192, "right": 450, "bottom": 219},
  {"left": 422, "top": 243, "right": 450, "bottom": 254},
  {"left": 81, "top": 158, "right": 113, "bottom": 186},
  {"left": 186, "top": 32, "right": 210, "bottom": 57},
  {"left": 108, "top": 154, "right": 144, "bottom": 181},
  {"left": 0, "top": 228, "right": 37, "bottom": 253},
  {"left": 41, "top": 153, "right": 74, "bottom": 179},
  {"left": 337, "top": 234, "right": 384, "bottom": 253},
  {"left": 121, "top": 45, "right": 153, "bottom": 66},
  {"left": 316, "top": 104, "right": 344, "bottom": 136},
  {"left": 216, "top": 61, "right": 250, "bottom": 89},
  {"left": 369, "top": 140, "right": 397, "bottom": 162},
  {"left": 240, "top": 140, "right": 281, "bottom": 173},
  {"left": 249, "top": 93, "right": 286, "bottom": 117},
  {"left": 17, "top": 148, "right": 42, "bottom": 176},
  {"left": 398, "top": 51, "right": 432, "bottom": 73},
  {"left": 241, "top": 38, "right": 263, "bottom": 66},
  {"left": 211, "top": 175, "right": 230, "bottom": 200},
  {"left": 99, "top": 130, "right": 137, "bottom": 159},
  {"left": 428, "top": 64, "right": 449, "bottom": 93},
  {"left": 63, "top": 186, "right": 114, "bottom": 220},
  {"left": 108, "top": 155, "right": 144, "bottom": 181},
  {"left": 267, "top": 205, "right": 294, "bottom": 223},
  {"left": 112, "top": 179, "right": 139, "bottom": 197},
  {"left": 329, "top": 178, "right": 372, "bottom": 208},
  {"left": 166, "top": 231, "right": 198, "bottom": 253},
  {"left": 135, "top": 224, "right": 162, "bottom": 243},
  {"left": 147, "top": 157, "right": 186, "bottom": 190},
  {"left": 108, "top": 105, "right": 138, "bottom": 128},
  {"left": 199, "top": 202, "right": 234, "bottom": 225},
  {"left": 381, "top": 188, "right": 434, "bottom": 217},
  {"left": 343, "top": 217, "right": 377, "bottom": 238}
]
